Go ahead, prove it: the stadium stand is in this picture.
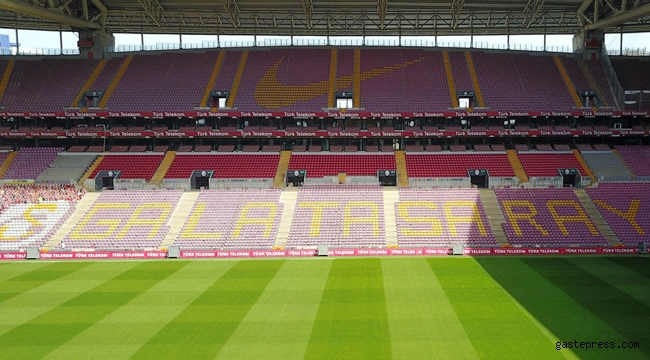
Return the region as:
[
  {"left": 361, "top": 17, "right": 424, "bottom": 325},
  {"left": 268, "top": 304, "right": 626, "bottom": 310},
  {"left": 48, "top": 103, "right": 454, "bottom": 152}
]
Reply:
[
  {"left": 36, "top": 153, "right": 97, "bottom": 184},
  {"left": 616, "top": 146, "right": 650, "bottom": 178},
  {"left": 0, "top": 184, "right": 83, "bottom": 250},
  {"left": 584, "top": 60, "right": 618, "bottom": 107},
  {"left": 61, "top": 190, "right": 182, "bottom": 249},
  {"left": 1, "top": 59, "right": 99, "bottom": 112},
  {"left": 2, "top": 147, "right": 62, "bottom": 180},
  {"left": 580, "top": 151, "right": 634, "bottom": 181},
  {"left": 359, "top": 49, "right": 450, "bottom": 112},
  {"left": 586, "top": 183, "right": 650, "bottom": 245},
  {"left": 235, "top": 49, "right": 330, "bottom": 111},
  {"left": 287, "top": 154, "right": 395, "bottom": 177},
  {"left": 286, "top": 186, "right": 385, "bottom": 247},
  {"left": 88, "top": 155, "right": 164, "bottom": 181},
  {"left": 395, "top": 188, "right": 496, "bottom": 247},
  {"left": 105, "top": 52, "right": 218, "bottom": 111},
  {"left": 405, "top": 153, "right": 515, "bottom": 177},
  {"left": 173, "top": 189, "right": 283, "bottom": 249},
  {"left": 517, "top": 153, "right": 589, "bottom": 176},
  {"left": 495, "top": 188, "right": 607, "bottom": 245},
  {"left": 165, "top": 154, "right": 280, "bottom": 178},
  {"left": 472, "top": 52, "right": 575, "bottom": 111}
]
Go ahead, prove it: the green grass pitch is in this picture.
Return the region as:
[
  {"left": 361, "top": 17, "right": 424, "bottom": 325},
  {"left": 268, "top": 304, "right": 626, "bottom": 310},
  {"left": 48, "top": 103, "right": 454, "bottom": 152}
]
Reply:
[{"left": 0, "top": 257, "right": 648, "bottom": 359}]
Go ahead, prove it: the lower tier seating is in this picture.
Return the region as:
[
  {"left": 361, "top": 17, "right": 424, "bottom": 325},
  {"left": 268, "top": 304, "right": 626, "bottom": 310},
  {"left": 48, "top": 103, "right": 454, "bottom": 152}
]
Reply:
[
  {"left": 89, "top": 155, "right": 164, "bottom": 181},
  {"left": 2, "top": 147, "right": 63, "bottom": 180},
  {"left": 396, "top": 188, "right": 496, "bottom": 247},
  {"left": 518, "top": 153, "right": 589, "bottom": 177},
  {"left": 287, "top": 154, "right": 396, "bottom": 177},
  {"left": 173, "top": 189, "right": 283, "bottom": 249},
  {"left": 405, "top": 154, "right": 515, "bottom": 177},
  {"left": 495, "top": 188, "right": 606, "bottom": 246},
  {"left": 617, "top": 146, "right": 650, "bottom": 177},
  {"left": 165, "top": 154, "right": 280, "bottom": 179},
  {"left": 287, "top": 186, "right": 386, "bottom": 247},
  {"left": 62, "top": 190, "right": 182, "bottom": 249},
  {"left": 586, "top": 183, "right": 650, "bottom": 245},
  {"left": 0, "top": 184, "right": 83, "bottom": 250}
]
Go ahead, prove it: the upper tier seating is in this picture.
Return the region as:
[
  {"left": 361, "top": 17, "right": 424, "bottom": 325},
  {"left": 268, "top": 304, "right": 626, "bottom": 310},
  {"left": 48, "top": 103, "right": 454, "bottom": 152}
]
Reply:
[
  {"left": 2, "top": 59, "right": 99, "bottom": 112},
  {"left": 616, "top": 146, "right": 650, "bottom": 178},
  {"left": 173, "top": 189, "right": 283, "bottom": 249},
  {"left": 106, "top": 52, "right": 218, "bottom": 111},
  {"left": 517, "top": 153, "right": 589, "bottom": 177},
  {"left": 288, "top": 154, "right": 396, "bottom": 177},
  {"left": 611, "top": 57, "right": 650, "bottom": 91},
  {"left": 0, "top": 49, "right": 619, "bottom": 112},
  {"left": 448, "top": 51, "right": 473, "bottom": 96},
  {"left": 495, "top": 188, "right": 607, "bottom": 246},
  {"left": 580, "top": 151, "right": 634, "bottom": 181},
  {"left": 212, "top": 51, "right": 241, "bottom": 93},
  {"left": 586, "top": 183, "right": 650, "bottom": 245},
  {"left": 585, "top": 60, "right": 617, "bottom": 107},
  {"left": 36, "top": 154, "right": 97, "bottom": 183},
  {"left": 396, "top": 188, "right": 496, "bottom": 247},
  {"left": 405, "top": 154, "right": 515, "bottom": 177},
  {"left": 165, "top": 154, "right": 280, "bottom": 178},
  {"left": 62, "top": 190, "right": 182, "bottom": 249},
  {"left": 561, "top": 57, "right": 591, "bottom": 100},
  {"left": 0, "top": 184, "right": 83, "bottom": 250},
  {"left": 359, "top": 49, "right": 450, "bottom": 111},
  {"left": 472, "top": 52, "right": 575, "bottom": 111},
  {"left": 2, "top": 147, "right": 62, "bottom": 180},
  {"left": 236, "top": 49, "right": 330, "bottom": 111},
  {"left": 287, "top": 186, "right": 385, "bottom": 247},
  {"left": 89, "top": 155, "right": 164, "bottom": 181}
]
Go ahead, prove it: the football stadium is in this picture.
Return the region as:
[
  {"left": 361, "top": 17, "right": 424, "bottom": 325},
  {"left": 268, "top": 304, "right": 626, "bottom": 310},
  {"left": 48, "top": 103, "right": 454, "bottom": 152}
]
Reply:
[{"left": 0, "top": 0, "right": 649, "bottom": 358}]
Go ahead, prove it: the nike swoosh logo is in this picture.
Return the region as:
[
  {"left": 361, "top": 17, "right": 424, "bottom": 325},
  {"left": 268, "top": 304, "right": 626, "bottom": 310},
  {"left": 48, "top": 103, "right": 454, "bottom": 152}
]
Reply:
[{"left": 254, "top": 57, "right": 425, "bottom": 108}]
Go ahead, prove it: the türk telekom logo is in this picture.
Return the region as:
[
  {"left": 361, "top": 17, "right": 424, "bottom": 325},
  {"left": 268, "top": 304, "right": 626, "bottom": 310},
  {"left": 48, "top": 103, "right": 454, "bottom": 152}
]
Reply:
[{"left": 0, "top": 202, "right": 70, "bottom": 249}]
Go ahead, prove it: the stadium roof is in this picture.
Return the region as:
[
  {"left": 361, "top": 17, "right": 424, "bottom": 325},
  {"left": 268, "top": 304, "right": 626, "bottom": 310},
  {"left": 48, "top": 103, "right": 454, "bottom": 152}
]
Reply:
[{"left": 0, "top": 0, "right": 649, "bottom": 36}]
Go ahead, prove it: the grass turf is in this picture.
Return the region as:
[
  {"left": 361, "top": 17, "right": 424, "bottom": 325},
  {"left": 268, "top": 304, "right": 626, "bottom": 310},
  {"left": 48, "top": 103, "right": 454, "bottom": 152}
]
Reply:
[{"left": 0, "top": 257, "right": 648, "bottom": 359}]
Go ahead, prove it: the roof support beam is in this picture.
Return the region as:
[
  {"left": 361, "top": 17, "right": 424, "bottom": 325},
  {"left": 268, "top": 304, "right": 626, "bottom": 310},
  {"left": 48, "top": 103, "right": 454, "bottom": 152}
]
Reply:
[
  {"left": 584, "top": 2, "right": 650, "bottom": 30},
  {"left": 137, "top": 0, "right": 164, "bottom": 27},
  {"left": 603, "top": 0, "right": 620, "bottom": 13},
  {"left": 0, "top": 0, "right": 100, "bottom": 28},
  {"left": 378, "top": 0, "right": 387, "bottom": 28},
  {"left": 90, "top": 0, "right": 107, "bottom": 25},
  {"left": 523, "top": 0, "right": 545, "bottom": 28},
  {"left": 302, "top": 0, "right": 313, "bottom": 29},
  {"left": 81, "top": 0, "right": 88, "bottom": 20},
  {"left": 450, "top": 0, "right": 466, "bottom": 29},
  {"left": 221, "top": 0, "right": 240, "bottom": 28}
]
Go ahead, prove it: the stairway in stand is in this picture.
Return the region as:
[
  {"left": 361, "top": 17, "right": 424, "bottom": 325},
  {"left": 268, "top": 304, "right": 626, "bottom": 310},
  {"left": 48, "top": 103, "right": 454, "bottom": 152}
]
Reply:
[
  {"left": 43, "top": 192, "right": 101, "bottom": 250},
  {"left": 273, "top": 188, "right": 298, "bottom": 249},
  {"left": 383, "top": 188, "right": 399, "bottom": 247},
  {"left": 478, "top": 189, "right": 510, "bottom": 246},
  {"left": 160, "top": 191, "right": 200, "bottom": 249},
  {"left": 150, "top": 151, "right": 176, "bottom": 186},
  {"left": 273, "top": 150, "right": 292, "bottom": 188},
  {"left": 507, "top": 150, "right": 528, "bottom": 184},
  {"left": 574, "top": 189, "right": 620, "bottom": 245},
  {"left": 394, "top": 150, "right": 409, "bottom": 187}
]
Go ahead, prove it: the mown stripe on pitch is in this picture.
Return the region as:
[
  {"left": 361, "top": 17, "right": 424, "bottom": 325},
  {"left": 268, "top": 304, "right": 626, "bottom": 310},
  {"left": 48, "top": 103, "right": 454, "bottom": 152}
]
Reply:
[
  {"left": 606, "top": 257, "right": 650, "bottom": 281},
  {"left": 0, "top": 262, "right": 93, "bottom": 304},
  {"left": 519, "top": 258, "right": 650, "bottom": 358},
  {"left": 130, "top": 260, "right": 286, "bottom": 360},
  {"left": 382, "top": 258, "right": 479, "bottom": 360},
  {"left": 570, "top": 257, "right": 650, "bottom": 308},
  {"left": 429, "top": 258, "right": 564, "bottom": 360},
  {"left": 215, "top": 260, "right": 333, "bottom": 360},
  {"left": 0, "top": 261, "right": 189, "bottom": 360},
  {"left": 304, "top": 258, "right": 392, "bottom": 360},
  {"left": 41, "top": 261, "right": 239, "bottom": 360}
]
